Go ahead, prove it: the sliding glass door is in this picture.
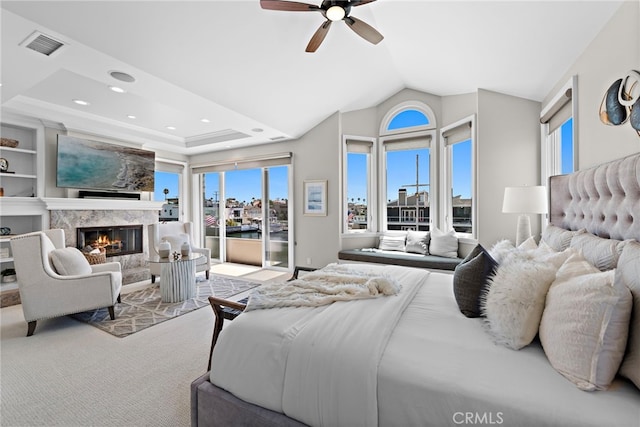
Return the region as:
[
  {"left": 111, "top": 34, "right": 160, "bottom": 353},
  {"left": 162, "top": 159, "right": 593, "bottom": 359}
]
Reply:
[{"left": 200, "top": 165, "right": 291, "bottom": 270}]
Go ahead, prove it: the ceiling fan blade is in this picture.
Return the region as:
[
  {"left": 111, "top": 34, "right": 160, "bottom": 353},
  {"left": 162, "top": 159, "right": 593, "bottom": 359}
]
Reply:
[
  {"left": 344, "top": 16, "right": 383, "bottom": 45},
  {"left": 306, "top": 20, "right": 332, "bottom": 52},
  {"left": 349, "top": 0, "right": 377, "bottom": 7},
  {"left": 260, "top": 0, "right": 320, "bottom": 12}
]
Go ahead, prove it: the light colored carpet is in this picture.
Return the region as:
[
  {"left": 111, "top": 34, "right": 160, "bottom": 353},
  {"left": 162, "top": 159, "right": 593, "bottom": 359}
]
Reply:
[
  {"left": 71, "top": 275, "right": 260, "bottom": 337},
  {"left": 0, "top": 269, "right": 289, "bottom": 427}
]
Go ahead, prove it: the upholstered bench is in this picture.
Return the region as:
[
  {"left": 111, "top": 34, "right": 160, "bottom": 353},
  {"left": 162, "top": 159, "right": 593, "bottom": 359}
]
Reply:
[{"left": 338, "top": 248, "right": 463, "bottom": 272}]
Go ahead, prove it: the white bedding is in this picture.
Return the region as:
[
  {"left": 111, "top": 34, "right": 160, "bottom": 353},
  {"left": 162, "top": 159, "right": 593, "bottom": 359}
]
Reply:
[
  {"left": 210, "top": 264, "right": 640, "bottom": 427},
  {"left": 210, "top": 263, "right": 428, "bottom": 426}
]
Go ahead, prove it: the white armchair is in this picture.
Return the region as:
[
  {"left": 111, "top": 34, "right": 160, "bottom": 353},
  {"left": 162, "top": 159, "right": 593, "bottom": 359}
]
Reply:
[
  {"left": 10, "top": 229, "right": 122, "bottom": 337},
  {"left": 148, "top": 222, "right": 211, "bottom": 283}
]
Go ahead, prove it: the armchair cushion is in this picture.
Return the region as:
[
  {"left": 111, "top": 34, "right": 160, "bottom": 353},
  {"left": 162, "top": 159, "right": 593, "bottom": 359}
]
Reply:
[{"left": 50, "top": 247, "right": 92, "bottom": 276}]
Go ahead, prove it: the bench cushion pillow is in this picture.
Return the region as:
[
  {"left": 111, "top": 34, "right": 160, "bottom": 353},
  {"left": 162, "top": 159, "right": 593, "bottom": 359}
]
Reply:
[
  {"left": 405, "top": 231, "right": 430, "bottom": 255},
  {"left": 429, "top": 228, "right": 458, "bottom": 258},
  {"left": 378, "top": 231, "right": 407, "bottom": 252}
]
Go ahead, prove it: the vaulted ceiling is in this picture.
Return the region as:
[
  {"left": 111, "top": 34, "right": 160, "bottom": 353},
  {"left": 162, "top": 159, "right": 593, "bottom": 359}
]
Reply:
[{"left": 0, "top": 1, "right": 622, "bottom": 154}]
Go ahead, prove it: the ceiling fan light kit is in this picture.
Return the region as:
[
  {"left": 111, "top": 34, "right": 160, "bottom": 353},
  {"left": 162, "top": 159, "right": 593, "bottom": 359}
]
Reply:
[{"left": 260, "top": 0, "right": 383, "bottom": 52}]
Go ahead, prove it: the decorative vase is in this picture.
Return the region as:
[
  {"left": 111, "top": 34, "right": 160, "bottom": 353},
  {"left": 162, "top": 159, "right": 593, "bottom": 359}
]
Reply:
[
  {"left": 181, "top": 241, "right": 191, "bottom": 257},
  {"left": 158, "top": 240, "right": 171, "bottom": 258}
]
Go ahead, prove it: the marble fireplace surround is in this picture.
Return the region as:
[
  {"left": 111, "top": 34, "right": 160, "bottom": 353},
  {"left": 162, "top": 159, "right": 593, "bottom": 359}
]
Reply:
[{"left": 45, "top": 199, "right": 163, "bottom": 285}]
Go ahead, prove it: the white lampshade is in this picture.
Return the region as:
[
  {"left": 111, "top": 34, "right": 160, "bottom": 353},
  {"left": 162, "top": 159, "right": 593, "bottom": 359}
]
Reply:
[{"left": 502, "top": 186, "right": 548, "bottom": 214}]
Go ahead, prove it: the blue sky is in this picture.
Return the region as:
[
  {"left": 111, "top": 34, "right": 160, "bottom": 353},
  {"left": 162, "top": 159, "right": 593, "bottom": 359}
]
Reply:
[{"left": 155, "top": 166, "right": 289, "bottom": 203}]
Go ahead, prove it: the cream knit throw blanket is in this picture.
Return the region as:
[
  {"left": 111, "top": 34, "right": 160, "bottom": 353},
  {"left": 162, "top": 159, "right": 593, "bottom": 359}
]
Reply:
[{"left": 245, "top": 264, "right": 401, "bottom": 311}]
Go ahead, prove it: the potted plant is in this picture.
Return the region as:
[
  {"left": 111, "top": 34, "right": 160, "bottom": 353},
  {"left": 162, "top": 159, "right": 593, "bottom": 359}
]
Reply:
[{"left": 1, "top": 268, "right": 16, "bottom": 283}]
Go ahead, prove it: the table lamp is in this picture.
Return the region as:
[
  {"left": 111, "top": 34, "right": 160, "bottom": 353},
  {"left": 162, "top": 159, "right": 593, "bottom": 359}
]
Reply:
[{"left": 502, "top": 186, "right": 547, "bottom": 246}]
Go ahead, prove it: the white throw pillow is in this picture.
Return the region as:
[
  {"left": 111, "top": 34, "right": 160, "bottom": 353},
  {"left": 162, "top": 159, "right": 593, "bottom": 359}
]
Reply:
[
  {"left": 541, "top": 225, "right": 583, "bottom": 251},
  {"left": 378, "top": 231, "right": 406, "bottom": 252},
  {"left": 50, "top": 247, "right": 92, "bottom": 276},
  {"left": 540, "top": 252, "right": 632, "bottom": 391},
  {"left": 482, "top": 259, "right": 557, "bottom": 350},
  {"left": 569, "top": 232, "right": 627, "bottom": 271},
  {"left": 616, "top": 241, "right": 640, "bottom": 390},
  {"left": 405, "top": 230, "right": 430, "bottom": 255},
  {"left": 517, "top": 236, "right": 538, "bottom": 251},
  {"left": 488, "top": 239, "right": 515, "bottom": 264},
  {"left": 162, "top": 233, "right": 191, "bottom": 253},
  {"left": 429, "top": 227, "right": 458, "bottom": 258}
]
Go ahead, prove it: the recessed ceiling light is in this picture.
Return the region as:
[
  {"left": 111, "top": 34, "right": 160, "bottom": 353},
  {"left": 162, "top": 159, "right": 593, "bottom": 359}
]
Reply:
[
  {"left": 109, "top": 86, "right": 126, "bottom": 93},
  {"left": 166, "top": 126, "right": 176, "bottom": 130},
  {"left": 73, "top": 99, "right": 90, "bottom": 106},
  {"left": 252, "top": 128, "right": 264, "bottom": 133},
  {"left": 201, "top": 118, "right": 210, "bottom": 123},
  {"left": 109, "top": 70, "right": 136, "bottom": 83},
  {"left": 127, "top": 115, "right": 136, "bottom": 119}
]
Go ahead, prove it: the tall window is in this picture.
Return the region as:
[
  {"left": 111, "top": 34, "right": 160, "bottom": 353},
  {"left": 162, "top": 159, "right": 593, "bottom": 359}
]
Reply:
[
  {"left": 155, "top": 160, "right": 185, "bottom": 222},
  {"left": 383, "top": 138, "right": 432, "bottom": 231},
  {"left": 379, "top": 103, "right": 436, "bottom": 232},
  {"left": 541, "top": 77, "right": 575, "bottom": 181},
  {"left": 343, "top": 137, "right": 374, "bottom": 233},
  {"left": 440, "top": 116, "right": 475, "bottom": 236}
]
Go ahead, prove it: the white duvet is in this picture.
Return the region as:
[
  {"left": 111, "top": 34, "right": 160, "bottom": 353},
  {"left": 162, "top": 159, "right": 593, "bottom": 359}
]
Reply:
[
  {"left": 210, "top": 263, "right": 428, "bottom": 426},
  {"left": 210, "top": 264, "right": 640, "bottom": 427}
]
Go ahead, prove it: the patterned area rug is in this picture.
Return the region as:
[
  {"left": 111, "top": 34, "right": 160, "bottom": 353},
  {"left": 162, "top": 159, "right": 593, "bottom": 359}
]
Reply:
[{"left": 71, "top": 275, "right": 259, "bottom": 338}]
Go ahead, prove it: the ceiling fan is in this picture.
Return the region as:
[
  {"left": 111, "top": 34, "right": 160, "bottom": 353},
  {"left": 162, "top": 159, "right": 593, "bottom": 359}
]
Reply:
[{"left": 260, "top": 0, "right": 384, "bottom": 53}]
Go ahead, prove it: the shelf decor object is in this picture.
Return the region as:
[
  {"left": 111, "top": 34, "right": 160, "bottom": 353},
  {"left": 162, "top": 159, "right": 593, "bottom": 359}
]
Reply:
[
  {"left": 502, "top": 185, "right": 548, "bottom": 246},
  {"left": 0, "top": 138, "right": 19, "bottom": 148}
]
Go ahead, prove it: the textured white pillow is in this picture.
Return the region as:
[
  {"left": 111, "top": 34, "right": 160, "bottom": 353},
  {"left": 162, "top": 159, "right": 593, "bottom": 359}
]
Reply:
[
  {"left": 540, "top": 252, "right": 632, "bottom": 391},
  {"left": 162, "top": 233, "right": 191, "bottom": 253},
  {"left": 517, "top": 236, "right": 538, "bottom": 251},
  {"left": 542, "top": 225, "right": 583, "bottom": 251},
  {"left": 50, "top": 247, "right": 92, "bottom": 276},
  {"left": 569, "top": 232, "right": 627, "bottom": 271},
  {"left": 378, "top": 231, "right": 406, "bottom": 252},
  {"left": 482, "top": 259, "right": 557, "bottom": 350},
  {"left": 429, "top": 227, "right": 458, "bottom": 258},
  {"left": 616, "top": 241, "right": 640, "bottom": 390},
  {"left": 405, "top": 230, "right": 430, "bottom": 254}
]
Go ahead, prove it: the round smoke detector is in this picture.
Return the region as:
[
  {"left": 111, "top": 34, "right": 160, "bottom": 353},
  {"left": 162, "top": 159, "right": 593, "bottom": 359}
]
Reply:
[{"left": 109, "top": 71, "right": 136, "bottom": 83}]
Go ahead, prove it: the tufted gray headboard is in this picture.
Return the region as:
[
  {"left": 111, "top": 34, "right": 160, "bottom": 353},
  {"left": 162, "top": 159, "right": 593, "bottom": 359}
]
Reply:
[{"left": 549, "top": 152, "right": 640, "bottom": 242}]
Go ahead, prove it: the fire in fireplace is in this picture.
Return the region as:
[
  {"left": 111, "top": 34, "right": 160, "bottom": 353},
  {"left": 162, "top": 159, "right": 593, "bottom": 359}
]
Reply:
[{"left": 77, "top": 225, "right": 143, "bottom": 257}]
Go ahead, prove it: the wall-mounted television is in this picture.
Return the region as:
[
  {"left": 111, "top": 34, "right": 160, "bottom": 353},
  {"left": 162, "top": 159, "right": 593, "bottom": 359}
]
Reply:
[{"left": 56, "top": 135, "right": 155, "bottom": 192}]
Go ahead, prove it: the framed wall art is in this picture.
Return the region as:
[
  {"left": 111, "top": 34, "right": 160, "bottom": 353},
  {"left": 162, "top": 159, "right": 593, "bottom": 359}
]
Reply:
[{"left": 303, "top": 180, "right": 327, "bottom": 216}]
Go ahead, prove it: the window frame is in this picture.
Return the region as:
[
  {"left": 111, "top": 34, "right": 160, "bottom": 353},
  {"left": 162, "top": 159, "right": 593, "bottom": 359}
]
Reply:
[
  {"left": 341, "top": 135, "right": 377, "bottom": 236},
  {"left": 540, "top": 76, "right": 577, "bottom": 229},
  {"left": 379, "top": 101, "right": 437, "bottom": 137},
  {"left": 379, "top": 129, "right": 436, "bottom": 232},
  {"left": 439, "top": 115, "right": 477, "bottom": 238}
]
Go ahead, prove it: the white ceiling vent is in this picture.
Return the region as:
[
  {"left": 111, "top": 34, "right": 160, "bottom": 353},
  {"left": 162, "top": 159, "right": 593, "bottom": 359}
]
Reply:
[{"left": 20, "top": 31, "right": 66, "bottom": 57}]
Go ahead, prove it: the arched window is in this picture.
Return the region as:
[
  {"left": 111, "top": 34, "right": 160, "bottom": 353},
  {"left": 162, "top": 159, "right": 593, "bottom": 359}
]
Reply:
[
  {"left": 387, "top": 109, "right": 429, "bottom": 130},
  {"left": 380, "top": 101, "right": 436, "bottom": 136}
]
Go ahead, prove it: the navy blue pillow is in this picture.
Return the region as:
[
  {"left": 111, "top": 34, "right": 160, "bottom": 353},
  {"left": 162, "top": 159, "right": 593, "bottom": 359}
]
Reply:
[{"left": 453, "top": 244, "right": 497, "bottom": 318}]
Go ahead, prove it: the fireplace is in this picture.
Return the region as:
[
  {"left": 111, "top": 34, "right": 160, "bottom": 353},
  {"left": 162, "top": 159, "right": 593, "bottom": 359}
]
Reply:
[{"left": 77, "top": 225, "right": 143, "bottom": 257}]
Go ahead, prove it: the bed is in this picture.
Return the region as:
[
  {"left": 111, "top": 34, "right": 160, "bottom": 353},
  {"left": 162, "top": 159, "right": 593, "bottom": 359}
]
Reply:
[{"left": 191, "top": 152, "right": 640, "bottom": 427}]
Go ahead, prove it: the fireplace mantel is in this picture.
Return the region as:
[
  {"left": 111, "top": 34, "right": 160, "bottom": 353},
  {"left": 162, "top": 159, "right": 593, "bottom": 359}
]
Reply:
[{"left": 42, "top": 198, "right": 164, "bottom": 211}]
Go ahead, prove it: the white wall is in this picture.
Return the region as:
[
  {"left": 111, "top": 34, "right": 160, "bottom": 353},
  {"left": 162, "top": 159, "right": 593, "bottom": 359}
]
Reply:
[
  {"left": 543, "top": 0, "right": 640, "bottom": 169},
  {"left": 476, "top": 90, "right": 541, "bottom": 247}
]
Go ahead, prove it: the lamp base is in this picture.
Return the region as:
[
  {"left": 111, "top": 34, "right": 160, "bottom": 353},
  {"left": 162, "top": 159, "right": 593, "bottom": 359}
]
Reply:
[{"left": 515, "top": 214, "right": 532, "bottom": 247}]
